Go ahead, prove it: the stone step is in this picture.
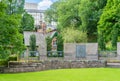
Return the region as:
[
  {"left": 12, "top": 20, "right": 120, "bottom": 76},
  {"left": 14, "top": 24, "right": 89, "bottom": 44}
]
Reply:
[{"left": 107, "top": 63, "right": 120, "bottom": 68}]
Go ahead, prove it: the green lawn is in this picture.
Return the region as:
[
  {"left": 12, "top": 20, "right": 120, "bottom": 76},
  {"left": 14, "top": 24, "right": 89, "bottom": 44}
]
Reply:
[{"left": 0, "top": 68, "right": 120, "bottom": 81}]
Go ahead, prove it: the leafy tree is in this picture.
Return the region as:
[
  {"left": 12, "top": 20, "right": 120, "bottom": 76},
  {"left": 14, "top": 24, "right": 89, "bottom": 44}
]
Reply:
[
  {"left": 0, "top": 1, "right": 25, "bottom": 59},
  {"left": 57, "top": 0, "right": 81, "bottom": 29},
  {"left": 44, "top": 1, "right": 59, "bottom": 23},
  {"left": 45, "top": 0, "right": 81, "bottom": 30},
  {"left": 79, "top": 0, "right": 107, "bottom": 42},
  {"left": 45, "top": 0, "right": 107, "bottom": 42},
  {"left": 6, "top": 0, "right": 25, "bottom": 14},
  {"left": 20, "top": 12, "right": 34, "bottom": 33},
  {"left": 98, "top": 0, "right": 120, "bottom": 50}
]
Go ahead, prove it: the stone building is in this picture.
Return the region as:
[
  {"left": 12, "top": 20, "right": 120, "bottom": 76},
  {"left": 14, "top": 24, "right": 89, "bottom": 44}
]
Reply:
[{"left": 23, "top": 31, "right": 47, "bottom": 60}]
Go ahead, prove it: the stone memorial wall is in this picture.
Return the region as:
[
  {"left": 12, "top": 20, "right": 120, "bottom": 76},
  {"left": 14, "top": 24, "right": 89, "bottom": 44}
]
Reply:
[{"left": 64, "top": 43, "right": 98, "bottom": 60}]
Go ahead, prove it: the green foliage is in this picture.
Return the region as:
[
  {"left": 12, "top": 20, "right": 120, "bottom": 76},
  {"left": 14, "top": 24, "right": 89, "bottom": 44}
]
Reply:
[
  {"left": 44, "top": 1, "right": 60, "bottom": 23},
  {"left": 29, "top": 34, "right": 36, "bottom": 51},
  {"left": 79, "top": 0, "right": 107, "bottom": 42},
  {"left": 57, "top": 34, "right": 63, "bottom": 51},
  {"left": 45, "top": 0, "right": 81, "bottom": 30},
  {"left": 98, "top": 32, "right": 106, "bottom": 50},
  {"left": 6, "top": 0, "right": 25, "bottom": 14},
  {"left": 46, "top": 36, "right": 52, "bottom": 51},
  {"left": 62, "top": 27, "right": 87, "bottom": 43},
  {"left": 98, "top": 0, "right": 120, "bottom": 50},
  {"left": 57, "top": 0, "right": 81, "bottom": 29},
  {"left": 20, "top": 12, "right": 34, "bottom": 32},
  {"left": 45, "top": 0, "right": 107, "bottom": 42},
  {"left": 0, "top": 1, "right": 25, "bottom": 59},
  {"left": 0, "top": 59, "right": 8, "bottom": 66},
  {"left": 8, "top": 55, "right": 17, "bottom": 61}
]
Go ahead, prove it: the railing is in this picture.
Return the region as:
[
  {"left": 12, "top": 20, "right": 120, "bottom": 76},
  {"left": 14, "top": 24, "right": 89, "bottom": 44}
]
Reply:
[
  {"left": 20, "top": 51, "right": 40, "bottom": 61},
  {"left": 98, "top": 51, "right": 117, "bottom": 57},
  {"left": 47, "top": 51, "right": 64, "bottom": 57}
]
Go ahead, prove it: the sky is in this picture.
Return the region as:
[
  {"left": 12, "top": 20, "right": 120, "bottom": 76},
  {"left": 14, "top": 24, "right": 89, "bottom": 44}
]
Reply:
[{"left": 25, "top": 0, "right": 57, "bottom": 10}]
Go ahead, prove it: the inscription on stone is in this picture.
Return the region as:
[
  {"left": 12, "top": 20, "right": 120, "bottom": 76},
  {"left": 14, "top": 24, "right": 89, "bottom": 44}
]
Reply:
[{"left": 76, "top": 45, "right": 86, "bottom": 58}]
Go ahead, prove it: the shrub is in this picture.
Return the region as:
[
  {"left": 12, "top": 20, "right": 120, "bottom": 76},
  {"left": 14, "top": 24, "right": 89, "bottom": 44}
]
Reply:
[
  {"left": 57, "top": 34, "right": 63, "bottom": 51},
  {"left": 46, "top": 36, "right": 52, "bottom": 51},
  {"left": 62, "top": 27, "right": 87, "bottom": 43},
  {"left": 0, "top": 60, "right": 8, "bottom": 66},
  {"left": 8, "top": 56, "right": 17, "bottom": 61},
  {"left": 29, "top": 34, "right": 36, "bottom": 51}
]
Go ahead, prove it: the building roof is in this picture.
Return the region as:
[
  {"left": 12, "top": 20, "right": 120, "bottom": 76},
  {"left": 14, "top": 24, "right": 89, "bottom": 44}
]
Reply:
[{"left": 24, "top": 31, "right": 45, "bottom": 46}]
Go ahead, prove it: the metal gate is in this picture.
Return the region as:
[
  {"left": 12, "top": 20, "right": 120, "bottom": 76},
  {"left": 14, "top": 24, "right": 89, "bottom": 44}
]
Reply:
[{"left": 76, "top": 45, "right": 86, "bottom": 58}]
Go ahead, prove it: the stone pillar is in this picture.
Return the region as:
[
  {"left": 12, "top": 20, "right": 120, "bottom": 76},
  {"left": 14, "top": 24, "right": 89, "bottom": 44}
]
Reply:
[
  {"left": 86, "top": 43, "right": 98, "bottom": 60},
  {"left": 38, "top": 44, "right": 47, "bottom": 61},
  {"left": 117, "top": 42, "right": 120, "bottom": 59},
  {"left": 64, "top": 43, "right": 76, "bottom": 60}
]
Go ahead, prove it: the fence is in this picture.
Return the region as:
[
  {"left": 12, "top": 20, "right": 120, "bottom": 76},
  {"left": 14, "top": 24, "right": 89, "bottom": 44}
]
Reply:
[
  {"left": 20, "top": 51, "right": 40, "bottom": 61},
  {"left": 98, "top": 51, "right": 117, "bottom": 57},
  {"left": 98, "top": 50, "right": 117, "bottom": 60},
  {"left": 47, "top": 51, "right": 64, "bottom": 57}
]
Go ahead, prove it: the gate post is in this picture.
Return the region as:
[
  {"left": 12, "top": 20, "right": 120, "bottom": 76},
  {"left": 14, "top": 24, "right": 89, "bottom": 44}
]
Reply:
[{"left": 117, "top": 42, "right": 120, "bottom": 59}]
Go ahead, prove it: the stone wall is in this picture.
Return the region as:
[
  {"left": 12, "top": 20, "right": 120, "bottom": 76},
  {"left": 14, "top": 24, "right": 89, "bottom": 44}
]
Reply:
[
  {"left": 64, "top": 43, "right": 98, "bottom": 60},
  {"left": 0, "top": 60, "right": 106, "bottom": 73}
]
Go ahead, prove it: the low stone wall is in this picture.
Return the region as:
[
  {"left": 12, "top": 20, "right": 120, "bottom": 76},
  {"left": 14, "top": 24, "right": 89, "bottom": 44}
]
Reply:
[
  {"left": 64, "top": 43, "right": 98, "bottom": 60},
  {"left": 0, "top": 60, "right": 106, "bottom": 73}
]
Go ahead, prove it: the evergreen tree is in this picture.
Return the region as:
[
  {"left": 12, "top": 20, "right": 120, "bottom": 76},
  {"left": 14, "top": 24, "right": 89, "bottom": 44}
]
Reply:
[{"left": 29, "top": 34, "right": 36, "bottom": 51}]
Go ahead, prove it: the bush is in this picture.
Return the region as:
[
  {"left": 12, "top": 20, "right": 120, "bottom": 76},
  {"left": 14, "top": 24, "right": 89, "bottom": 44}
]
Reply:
[
  {"left": 0, "top": 60, "right": 8, "bottom": 66},
  {"left": 57, "top": 35, "right": 63, "bottom": 51},
  {"left": 30, "top": 34, "right": 36, "bottom": 51},
  {"left": 8, "top": 56, "right": 17, "bottom": 61},
  {"left": 62, "top": 27, "right": 87, "bottom": 43},
  {"left": 46, "top": 36, "right": 52, "bottom": 51}
]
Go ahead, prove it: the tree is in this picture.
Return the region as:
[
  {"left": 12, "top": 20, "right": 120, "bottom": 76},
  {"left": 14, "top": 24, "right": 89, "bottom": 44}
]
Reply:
[
  {"left": 20, "top": 12, "right": 34, "bottom": 33},
  {"left": 98, "top": 0, "right": 120, "bottom": 50},
  {"left": 79, "top": 0, "right": 107, "bottom": 42},
  {"left": 45, "top": 0, "right": 107, "bottom": 42},
  {"left": 45, "top": 0, "right": 81, "bottom": 30},
  {"left": 6, "top": 0, "right": 25, "bottom": 14},
  {"left": 57, "top": 0, "right": 81, "bottom": 29},
  {"left": 44, "top": 1, "right": 59, "bottom": 23},
  {"left": 46, "top": 36, "right": 52, "bottom": 51},
  {"left": 0, "top": 1, "right": 25, "bottom": 59}
]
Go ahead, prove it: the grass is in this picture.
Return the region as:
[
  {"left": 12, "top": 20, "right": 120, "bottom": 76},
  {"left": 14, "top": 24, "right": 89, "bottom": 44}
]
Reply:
[{"left": 0, "top": 68, "right": 120, "bottom": 81}]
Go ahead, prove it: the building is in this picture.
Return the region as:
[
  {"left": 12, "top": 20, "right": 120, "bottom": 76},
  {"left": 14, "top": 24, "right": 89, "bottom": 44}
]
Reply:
[
  {"left": 23, "top": 31, "right": 47, "bottom": 60},
  {"left": 24, "top": 2, "right": 45, "bottom": 27},
  {"left": 22, "top": 2, "right": 59, "bottom": 60}
]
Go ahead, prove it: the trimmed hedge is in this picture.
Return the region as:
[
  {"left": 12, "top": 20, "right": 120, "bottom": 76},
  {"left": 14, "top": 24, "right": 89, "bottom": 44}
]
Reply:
[
  {"left": 8, "top": 56, "right": 17, "bottom": 61},
  {"left": 0, "top": 60, "right": 8, "bottom": 67}
]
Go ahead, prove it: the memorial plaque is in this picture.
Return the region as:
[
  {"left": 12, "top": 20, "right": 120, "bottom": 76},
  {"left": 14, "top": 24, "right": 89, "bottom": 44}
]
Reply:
[{"left": 76, "top": 45, "right": 86, "bottom": 58}]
